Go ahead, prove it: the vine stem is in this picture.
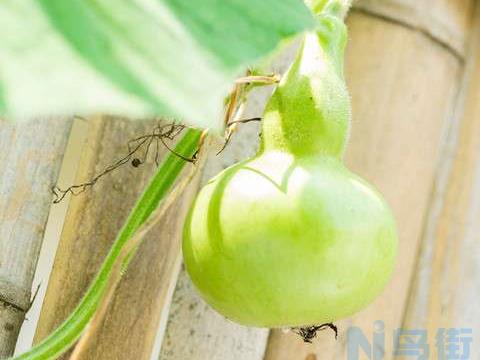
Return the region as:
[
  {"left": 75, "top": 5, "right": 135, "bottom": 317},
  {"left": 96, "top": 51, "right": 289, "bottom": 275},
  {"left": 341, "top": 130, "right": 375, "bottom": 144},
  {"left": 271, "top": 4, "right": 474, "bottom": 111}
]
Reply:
[{"left": 10, "top": 128, "right": 203, "bottom": 360}]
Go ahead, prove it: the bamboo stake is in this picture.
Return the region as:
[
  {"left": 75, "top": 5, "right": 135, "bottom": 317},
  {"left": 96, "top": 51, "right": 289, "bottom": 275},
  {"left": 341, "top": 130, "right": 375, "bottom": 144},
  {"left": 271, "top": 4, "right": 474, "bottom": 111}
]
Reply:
[
  {"left": 0, "top": 118, "right": 72, "bottom": 358},
  {"left": 70, "top": 138, "right": 206, "bottom": 360},
  {"left": 403, "top": 3, "right": 480, "bottom": 359},
  {"left": 34, "top": 116, "right": 198, "bottom": 359},
  {"left": 353, "top": 0, "right": 475, "bottom": 57}
]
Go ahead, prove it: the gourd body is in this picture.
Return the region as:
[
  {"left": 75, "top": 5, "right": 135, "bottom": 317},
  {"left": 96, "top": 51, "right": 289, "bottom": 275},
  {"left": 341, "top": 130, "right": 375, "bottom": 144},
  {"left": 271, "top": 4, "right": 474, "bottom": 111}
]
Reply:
[{"left": 183, "top": 9, "right": 397, "bottom": 327}]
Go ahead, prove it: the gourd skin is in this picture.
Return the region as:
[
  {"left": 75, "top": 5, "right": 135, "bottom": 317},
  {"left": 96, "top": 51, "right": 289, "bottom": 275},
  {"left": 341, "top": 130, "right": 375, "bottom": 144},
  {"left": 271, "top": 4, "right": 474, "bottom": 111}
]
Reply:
[
  {"left": 183, "top": 152, "right": 397, "bottom": 327},
  {"left": 183, "top": 10, "right": 397, "bottom": 328}
]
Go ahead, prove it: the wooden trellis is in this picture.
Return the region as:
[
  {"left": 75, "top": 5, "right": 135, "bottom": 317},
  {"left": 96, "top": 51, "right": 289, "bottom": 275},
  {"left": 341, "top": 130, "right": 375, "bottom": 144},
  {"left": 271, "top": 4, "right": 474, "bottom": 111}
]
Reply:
[{"left": 0, "top": 118, "right": 72, "bottom": 358}]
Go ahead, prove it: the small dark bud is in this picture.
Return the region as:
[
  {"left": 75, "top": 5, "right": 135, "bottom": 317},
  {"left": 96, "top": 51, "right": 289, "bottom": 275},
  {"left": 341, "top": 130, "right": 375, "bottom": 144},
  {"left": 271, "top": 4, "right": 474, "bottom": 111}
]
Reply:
[{"left": 131, "top": 158, "right": 142, "bottom": 167}]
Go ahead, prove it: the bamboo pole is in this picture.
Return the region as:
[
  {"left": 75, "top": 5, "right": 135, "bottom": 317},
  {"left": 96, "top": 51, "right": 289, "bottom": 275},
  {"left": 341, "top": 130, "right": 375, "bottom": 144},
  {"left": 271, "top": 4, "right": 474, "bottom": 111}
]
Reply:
[
  {"left": 353, "top": 0, "right": 475, "bottom": 57},
  {"left": 34, "top": 116, "right": 198, "bottom": 359},
  {"left": 0, "top": 118, "right": 72, "bottom": 358},
  {"left": 403, "top": 3, "right": 480, "bottom": 359},
  {"left": 264, "top": 0, "right": 475, "bottom": 359}
]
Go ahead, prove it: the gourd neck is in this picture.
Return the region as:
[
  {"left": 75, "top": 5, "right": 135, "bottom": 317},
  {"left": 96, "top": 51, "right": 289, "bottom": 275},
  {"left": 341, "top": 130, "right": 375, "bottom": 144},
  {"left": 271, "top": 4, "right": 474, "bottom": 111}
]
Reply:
[{"left": 260, "top": 11, "right": 351, "bottom": 159}]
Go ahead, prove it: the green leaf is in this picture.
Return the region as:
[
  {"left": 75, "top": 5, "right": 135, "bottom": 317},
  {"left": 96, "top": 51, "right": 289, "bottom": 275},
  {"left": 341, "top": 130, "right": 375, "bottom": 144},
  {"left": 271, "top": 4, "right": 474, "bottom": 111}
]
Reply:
[{"left": 0, "top": 0, "right": 314, "bottom": 130}]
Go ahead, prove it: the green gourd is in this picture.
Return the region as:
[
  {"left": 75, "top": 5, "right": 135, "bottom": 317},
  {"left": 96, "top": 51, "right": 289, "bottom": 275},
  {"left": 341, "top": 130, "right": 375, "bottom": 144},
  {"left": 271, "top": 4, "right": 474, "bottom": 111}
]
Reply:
[{"left": 183, "top": 3, "right": 397, "bottom": 328}]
